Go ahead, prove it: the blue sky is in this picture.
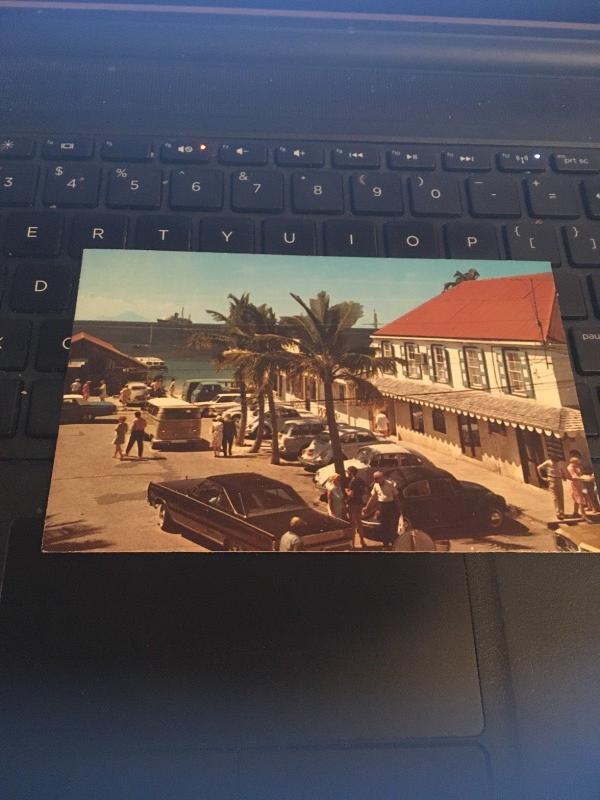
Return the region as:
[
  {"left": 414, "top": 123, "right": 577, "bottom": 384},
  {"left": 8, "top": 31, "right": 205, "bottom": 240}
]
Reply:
[{"left": 77, "top": 251, "right": 550, "bottom": 326}]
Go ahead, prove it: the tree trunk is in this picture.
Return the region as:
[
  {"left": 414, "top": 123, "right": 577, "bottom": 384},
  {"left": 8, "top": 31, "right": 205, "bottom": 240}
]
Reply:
[
  {"left": 323, "top": 379, "right": 346, "bottom": 487},
  {"left": 236, "top": 379, "right": 248, "bottom": 445},
  {"left": 250, "top": 390, "right": 265, "bottom": 453},
  {"left": 266, "top": 383, "right": 281, "bottom": 465}
]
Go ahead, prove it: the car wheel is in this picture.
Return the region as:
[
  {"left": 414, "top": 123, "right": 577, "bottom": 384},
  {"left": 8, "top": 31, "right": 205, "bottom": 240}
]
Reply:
[
  {"left": 81, "top": 411, "right": 94, "bottom": 423},
  {"left": 484, "top": 504, "right": 505, "bottom": 531},
  {"left": 156, "top": 501, "right": 176, "bottom": 533}
]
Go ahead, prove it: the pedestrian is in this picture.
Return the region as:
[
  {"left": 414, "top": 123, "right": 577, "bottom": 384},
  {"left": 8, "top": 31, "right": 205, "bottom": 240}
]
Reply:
[
  {"left": 536, "top": 454, "right": 568, "bottom": 519},
  {"left": 222, "top": 412, "right": 237, "bottom": 457},
  {"left": 345, "top": 465, "right": 367, "bottom": 549},
  {"left": 112, "top": 415, "right": 128, "bottom": 460},
  {"left": 279, "top": 516, "right": 306, "bottom": 551},
  {"left": 168, "top": 377, "right": 176, "bottom": 398},
  {"left": 567, "top": 455, "right": 595, "bottom": 520},
  {"left": 211, "top": 415, "right": 224, "bottom": 457},
  {"left": 98, "top": 379, "right": 108, "bottom": 401},
  {"left": 362, "top": 470, "right": 401, "bottom": 549},
  {"left": 70, "top": 377, "right": 82, "bottom": 393},
  {"left": 374, "top": 408, "right": 390, "bottom": 437},
  {"left": 119, "top": 385, "right": 132, "bottom": 409},
  {"left": 326, "top": 473, "right": 346, "bottom": 519},
  {"left": 125, "top": 410, "right": 147, "bottom": 459},
  {"left": 81, "top": 380, "right": 92, "bottom": 402},
  {"left": 569, "top": 449, "right": 600, "bottom": 511}
]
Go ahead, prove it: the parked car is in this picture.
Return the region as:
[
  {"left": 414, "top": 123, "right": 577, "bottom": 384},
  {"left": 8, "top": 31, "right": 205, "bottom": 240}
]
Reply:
[
  {"left": 314, "top": 443, "right": 433, "bottom": 490},
  {"left": 147, "top": 472, "right": 352, "bottom": 551},
  {"left": 193, "top": 393, "right": 242, "bottom": 418},
  {"left": 554, "top": 522, "right": 600, "bottom": 552},
  {"left": 122, "top": 381, "right": 150, "bottom": 406},
  {"left": 142, "top": 398, "right": 204, "bottom": 449},
  {"left": 245, "top": 406, "right": 303, "bottom": 439},
  {"left": 183, "top": 380, "right": 233, "bottom": 404},
  {"left": 299, "top": 427, "right": 387, "bottom": 471},
  {"left": 61, "top": 394, "right": 117, "bottom": 423},
  {"left": 278, "top": 418, "right": 327, "bottom": 460},
  {"left": 361, "top": 465, "right": 508, "bottom": 540}
]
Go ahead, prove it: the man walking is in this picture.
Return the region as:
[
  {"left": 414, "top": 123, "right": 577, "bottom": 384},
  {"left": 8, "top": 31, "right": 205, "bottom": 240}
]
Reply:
[
  {"left": 221, "top": 413, "right": 237, "bottom": 457},
  {"left": 374, "top": 408, "right": 390, "bottom": 437},
  {"left": 70, "top": 377, "right": 82, "bottom": 394},
  {"left": 536, "top": 454, "right": 568, "bottom": 519},
  {"left": 363, "top": 471, "right": 401, "bottom": 549},
  {"left": 125, "top": 410, "right": 147, "bottom": 459},
  {"left": 345, "top": 465, "right": 367, "bottom": 549},
  {"left": 279, "top": 516, "right": 306, "bottom": 551}
]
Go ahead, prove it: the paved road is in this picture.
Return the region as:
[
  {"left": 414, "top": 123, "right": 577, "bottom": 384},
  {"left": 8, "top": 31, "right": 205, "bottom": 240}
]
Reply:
[{"left": 44, "top": 410, "right": 556, "bottom": 552}]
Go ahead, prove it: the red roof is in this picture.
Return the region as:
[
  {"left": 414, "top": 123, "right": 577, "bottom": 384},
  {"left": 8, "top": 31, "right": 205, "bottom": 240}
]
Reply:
[
  {"left": 70, "top": 331, "right": 142, "bottom": 366},
  {"left": 374, "top": 273, "right": 563, "bottom": 343}
]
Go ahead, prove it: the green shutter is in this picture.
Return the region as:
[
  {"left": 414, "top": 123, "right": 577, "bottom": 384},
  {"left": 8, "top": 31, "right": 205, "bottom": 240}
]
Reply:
[
  {"left": 519, "top": 351, "right": 535, "bottom": 398},
  {"left": 477, "top": 349, "right": 490, "bottom": 391},
  {"left": 444, "top": 348, "right": 453, "bottom": 387},
  {"left": 402, "top": 342, "right": 409, "bottom": 377},
  {"left": 459, "top": 348, "right": 469, "bottom": 387},
  {"left": 495, "top": 348, "right": 510, "bottom": 393}
]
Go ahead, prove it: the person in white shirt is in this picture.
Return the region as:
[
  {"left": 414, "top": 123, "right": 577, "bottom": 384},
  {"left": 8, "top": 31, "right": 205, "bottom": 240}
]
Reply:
[
  {"left": 168, "top": 378, "right": 177, "bottom": 398},
  {"left": 363, "top": 471, "right": 400, "bottom": 548},
  {"left": 70, "top": 378, "right": 82, "bottom": 394},
  {"left": 374, "top": 409, "right": 390, "bottom": 437},
  {"left": 279, "top": 516, "right": 306, "bottom": 552}
]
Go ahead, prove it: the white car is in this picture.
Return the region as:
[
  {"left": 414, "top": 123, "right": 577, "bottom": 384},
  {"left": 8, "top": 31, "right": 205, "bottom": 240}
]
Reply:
[
  {"left": 193, "top": 392, "right": 242, "bottom": 418},
  {"left": 122, "top": 381, "right": 150, "bottom": 405},
  {"left": 314, "top": 443, "right": 434, "bottom": 490}
]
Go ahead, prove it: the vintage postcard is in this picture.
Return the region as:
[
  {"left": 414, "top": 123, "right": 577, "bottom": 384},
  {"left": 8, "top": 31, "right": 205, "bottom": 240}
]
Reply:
[{"left": 43, "top": 252, "right": 597, "bottom": 553}]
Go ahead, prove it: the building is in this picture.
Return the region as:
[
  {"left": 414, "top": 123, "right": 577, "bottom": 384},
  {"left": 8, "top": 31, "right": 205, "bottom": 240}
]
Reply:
[
  {"left": 67, "top": 331, "right": 146, "bottom": 392},
  {"left": 366, "top": 273, "right": 586, "bottom": 486}
]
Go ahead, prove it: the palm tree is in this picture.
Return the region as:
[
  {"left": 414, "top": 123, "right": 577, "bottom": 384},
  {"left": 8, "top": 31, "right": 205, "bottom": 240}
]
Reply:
[{"left": 281, "top": 292, "right": 398, "bottom": 482}]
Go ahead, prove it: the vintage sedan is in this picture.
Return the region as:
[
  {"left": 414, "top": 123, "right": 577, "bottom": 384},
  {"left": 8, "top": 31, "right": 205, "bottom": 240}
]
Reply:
[
  {"left": 147, "top": 472, "right": 352, "bottom": 551},
  {"left": 61, "top": 394, "right": 117, "bottom": 423},
  {"left": 553, "top": 522, "right": 600, "bottom": 552}
]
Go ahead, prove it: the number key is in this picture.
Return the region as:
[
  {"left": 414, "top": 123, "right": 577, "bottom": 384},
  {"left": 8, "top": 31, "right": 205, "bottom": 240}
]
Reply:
[
  {"left": 44, "top": 164, "right": 101, "bottom": 208},
  {"left": 0, "top": 164, "right": 38, "bottom": 206},
  {"left": 107, "top": 166, "right": 162, "bottom": 209},
  {"left": 351, "top": 173, "right": 403, "bottom": 215},
  {"left": 292, "top": 172, "right": 343, "bottom": 214},
  {"left": 231, "top": 170, "right": 283, "bottom": 213},
  {"left": 169, "top": 168, "right": 223, "bottom": 210},
  {"left": 409, "top": 175, "right": 461, "bottom": 217}
]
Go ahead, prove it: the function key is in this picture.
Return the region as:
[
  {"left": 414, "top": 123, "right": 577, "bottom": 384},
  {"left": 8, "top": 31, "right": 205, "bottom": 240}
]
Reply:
[
  {"left": 275, "top": 144, "right": 324, "bottom": 167},
  {"left": 553, "top": 151, "right": 600, "bottom": 174},
  {"left": 0, "top": 137, "right": 35, "bottom": 159},
  {"left": 101, "top": 138, "right": 154, "bottom": 162},
  {"left": 388, "top": 148, "right": 435, "bottom": 171},
  {"left": 161, "top": 141, "right": 211, "bottom": 163},
  {"left": 443, "top": 149, "right": 490, "bottom": 171},
  {"left": 42, "top": 138, "right": 94, "bottom": 160},
  {"left": 219, "top": 143, "right": 267, "bottom": 166},
  {"left": 332, "top": 145, "right": 379, "bottom": 168},
  {"left": 497, "top": 150, "right": 546, "bottom": 172}
]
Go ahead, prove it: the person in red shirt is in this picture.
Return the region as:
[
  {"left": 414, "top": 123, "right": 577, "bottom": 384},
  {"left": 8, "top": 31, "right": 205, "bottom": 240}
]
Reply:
[{"left": 125, "top": 411, "right": 147, "bottom": 459}]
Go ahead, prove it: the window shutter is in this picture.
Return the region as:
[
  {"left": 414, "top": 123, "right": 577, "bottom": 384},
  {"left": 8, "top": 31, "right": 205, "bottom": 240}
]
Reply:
[
  {"left": 494, "top": 348, "right": 510, "bottom": 393},
  {"left": 444, "top": 348, "right": 453, "bottom": 386},
  {"left": 519, "top": 351, "right": 535, "bottom": 398},
  {"left": 402, "top": 343, "right": 409, "bottom": 377},
  {"left": 430, "top": 345, "right": 437, "bottom": 381},
  {"left": 458, "top": 348, "right": 469, "bottom": 387},
  {"left": 477, "top": 349, "right": 490, "bottom": 390}
]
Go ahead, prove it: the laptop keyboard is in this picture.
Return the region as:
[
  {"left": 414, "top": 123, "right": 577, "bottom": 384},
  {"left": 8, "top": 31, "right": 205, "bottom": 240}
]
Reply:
[{"left": 1, "top": 135, "right": 600, "bottom": 464}]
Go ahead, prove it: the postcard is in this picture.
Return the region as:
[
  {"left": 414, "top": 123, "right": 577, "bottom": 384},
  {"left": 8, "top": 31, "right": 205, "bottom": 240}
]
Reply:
[{"left": 43, "top": 252, "right": 597, "bottom": 553}]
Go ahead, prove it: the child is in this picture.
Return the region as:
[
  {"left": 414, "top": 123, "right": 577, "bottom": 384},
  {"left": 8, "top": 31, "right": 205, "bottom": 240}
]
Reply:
[{"left": 112, "top": 416, "right": 128, "bottom": 461}]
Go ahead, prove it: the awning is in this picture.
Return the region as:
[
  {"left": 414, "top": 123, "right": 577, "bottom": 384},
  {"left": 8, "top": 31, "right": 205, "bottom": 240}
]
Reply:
[
  {"left": 67, "top": 359, "right": 87, "bottom": 369},
  {"left": 375, "top": 375, "right": 584, "bottom": 438}
]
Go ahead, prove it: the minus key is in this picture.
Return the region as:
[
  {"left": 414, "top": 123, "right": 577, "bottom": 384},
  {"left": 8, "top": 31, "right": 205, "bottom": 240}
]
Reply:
[{"left": 570, "top": 325, "right": 600, "bottom": 374}]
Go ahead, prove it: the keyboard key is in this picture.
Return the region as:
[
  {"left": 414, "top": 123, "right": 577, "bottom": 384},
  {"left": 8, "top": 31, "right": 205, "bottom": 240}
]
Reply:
[
  {"left": 135, "top": 215, "right": 191, "bottom": 250},
  {"left": 467, "top": 177, "right": 521, "bottom": 218},
  {"left": 42, "top": 138, "right": 94, "bottom": 160},
  {"left": 445, "top": 223, "right": 500, "bottom": 259},
  {"left": 496, "top": 150, "right": 546, "bottom": 172},
  {"left": 581, "top": 179, "right": 600, "bottom": 219},
  {"left": 0, "top": 164, "right": 38, "bottom": 206},
  {"left": 219, "top": 143, "right": 267, "bottom": 165},
  {"left": 563, "top": 224, "right": 600, "bottom": 266},
  {"left": 3, "top": 211, "right": 63, "bottom": 256},
  {"left": 350, "top": 173, "right": 403, "bottom": 215},
  {"left": 169, "top": 168, "right": 223, "bottom": 211},
  {"left": 332, "top": 146, "right": 379, "bottom": 168},
  {"left": 0, "top": 137, "right": 35, "bottom": 159},
  {"left": 36, "top": 320, "right": 72, "bottom": 371},
  {"left": 68, "top": 214, "right": 128, "bottom": 256},
  {"left": 505, "top": 223, "right": 560, "bottom": 262},
  {"left": 231, "top": 170, "right": 283, "bottom": 212},
  {"left": 388, "top": 148, "right": 436, "bottom": 171},
  {"left": 160, "top": 141, "right": 211, "bottom": 163},
  {"left": 44, "top": 164, "right": 101, "bottom": 208},
  {"left": 570, "top": 326, "right": 600, "bottom": 374},
  {"left": 27, "top": 379, "right": 63, "bottom": 437},
  {"left": 292, "top": 172, "right": 343, "bottom": 213},
  {"left": 324, "top": 220, "right": 377, "bottom": 257},
  {"left": 384, "top": 222, "right": 439, "bottom": 258},
  {"left": 443, "top": 149, "right": 491, "bottom": 171},
  {"left": 101, "top": 138, "right": 153, "bottom": 162},
  {"left": 0, "top": 380, "right": 21, "bottom": 437},
  {"left": 11, "top": 264, "right": 72, "bottom": 312},
  {"left": 525, "top": 177, "right": 580, "bottom": 218},
  {"left": 552, "top": 151, "right": 600, "bottom": 173},
  {"left": 200, "top": 218, "right": 254, "bottom": 253},
  {"left": 576, "top": 382, "right": 599, "bottom": 437},
  {"left": 0, "top": 319, "right": 31, "bottom": 370},
  {"left": 263, "top": 219, "right": 316, "bottom": 255},
  {"left": 275, "top": 144, "right": 324, "bottom": 167},
  {"left": 107, "top": 166, "right": 162, "bottom": 209},
  {"left": 554, "top": 270, "right": 586, "bottom": 319},
  {"left": 587, "top": 274, "right": 600, "bottom": 316},
  {"left": 409, "top": 175, "right": 461, "bottom": 217}
]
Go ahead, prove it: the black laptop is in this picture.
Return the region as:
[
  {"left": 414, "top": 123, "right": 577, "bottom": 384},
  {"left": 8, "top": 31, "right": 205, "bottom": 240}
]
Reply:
[{"left": 1, "top": 2, "right": 600, "bottom": 798}]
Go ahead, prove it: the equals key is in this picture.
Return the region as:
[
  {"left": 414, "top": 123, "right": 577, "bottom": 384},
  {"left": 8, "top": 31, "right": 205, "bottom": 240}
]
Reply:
[{"left": 571, "top": 325, "right": 600, "bottom": 374}]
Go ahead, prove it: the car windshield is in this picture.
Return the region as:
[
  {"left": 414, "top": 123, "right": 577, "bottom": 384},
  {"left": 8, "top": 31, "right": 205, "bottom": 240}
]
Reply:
[
  {"left": 355, "top": 448, "right": 372, "bottom": 464},
  {"left": 238, "top": 484, "right": 304, "bottom": 516}
]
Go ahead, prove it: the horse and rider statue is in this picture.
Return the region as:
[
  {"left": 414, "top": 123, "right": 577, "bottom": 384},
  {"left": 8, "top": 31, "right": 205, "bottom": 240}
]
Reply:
[{"left": 443, "top": 268, "right": 480, "bottom": 292}]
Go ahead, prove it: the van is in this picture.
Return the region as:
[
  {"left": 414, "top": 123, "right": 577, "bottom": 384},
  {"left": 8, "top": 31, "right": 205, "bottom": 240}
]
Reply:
[
  {"left": 278, "top": 418, "right": 327, "bottom": 460},
  {"left": 181, "top": 380, "right": 232, "bottom": 403},
  {"left": 142, "top": 398, "right": 204, "bottom": 449}
]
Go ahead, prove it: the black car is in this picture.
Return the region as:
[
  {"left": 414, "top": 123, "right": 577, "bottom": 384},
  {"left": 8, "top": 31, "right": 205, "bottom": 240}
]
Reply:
[
  {"left": 60, "top": 395, "right": 118, "bottom": 423},
  {"left": 362, "top": 465, "right": 508, "bottom": 540},
  {"left": 147, "top": 472, "right": 352, "bottom": 551}
]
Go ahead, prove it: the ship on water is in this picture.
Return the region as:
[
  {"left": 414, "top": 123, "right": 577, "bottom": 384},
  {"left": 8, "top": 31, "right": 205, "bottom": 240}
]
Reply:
[{"left": 156, "top": 308, "right": 193, "bottom": 327}]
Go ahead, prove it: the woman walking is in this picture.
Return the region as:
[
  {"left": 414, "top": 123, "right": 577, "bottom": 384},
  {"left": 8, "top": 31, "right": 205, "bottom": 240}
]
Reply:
[
  {"left": 326, "top": 474, "right": 346, "bottom": 519},
  {"left": 98, "top": 379, "right": 108, "bottom": 401},
  {"left": 81, "top": 380, "right": 92, "bottom": 402},
  {"left": 112, "top": 415, "right": 128, "bottom": 461},
  {"left": 211, "top": 416, "right": 224, "bottom": 457},
  {"left": 567, "top": 455, "right": 595, "bottom": 520}
]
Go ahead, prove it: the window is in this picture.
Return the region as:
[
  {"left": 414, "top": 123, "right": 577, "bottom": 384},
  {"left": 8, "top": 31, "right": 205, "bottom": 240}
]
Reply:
[
  {"left": 405, "top": 343, "right": 422, "bottom": 379},
  {"left": 488, "top": 421, "right": 507, "bottom": 436},
  {"left": 504, "top": 349, "right": 529, "bottom": 397},
  {"left": 409, "top": 402, "right": 425, "bottom": 433},
  {"left": 431, "top": 344, "right": 451, "bottom": 384},
  {"left": 432, "top": 408, "right": 446, "bottom": 434},
  {"left": 357, "top": 431, "right": 376, "bottom": 443},
  {"left": 403, "top": 480, "right": 431, "bottom": 498},
  {"left": 464, "top": 347, "right": 486, "bottom": 389},
  {"left": 336, "top": 383, "right": 346, "bottom": 401},
  {"left": 381, "top": 341, "right": 393, "bottom": 358}
]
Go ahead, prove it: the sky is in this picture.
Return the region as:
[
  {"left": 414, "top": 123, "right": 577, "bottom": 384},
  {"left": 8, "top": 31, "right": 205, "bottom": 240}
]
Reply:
[{"left": 76, "top": 251, "right": 551, "bottom": 326}]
